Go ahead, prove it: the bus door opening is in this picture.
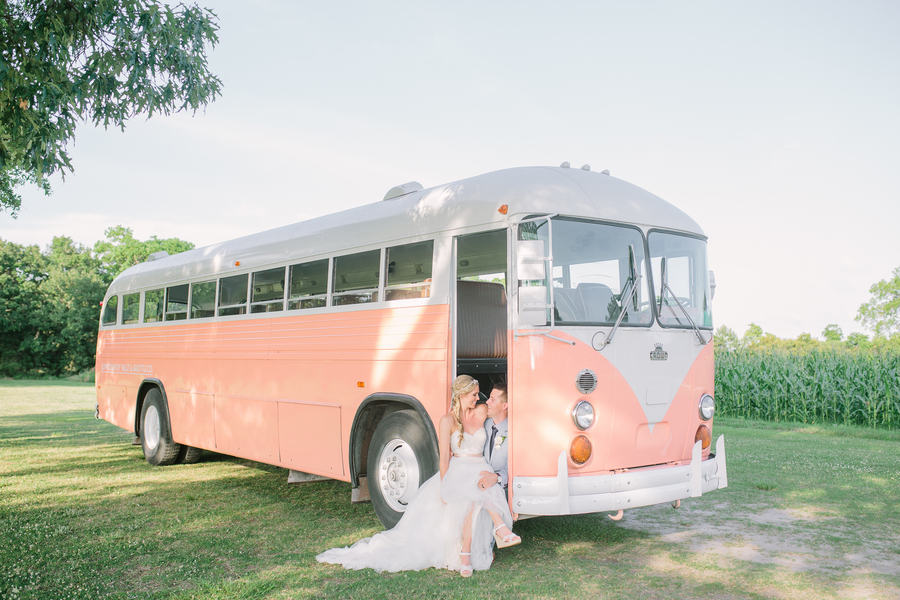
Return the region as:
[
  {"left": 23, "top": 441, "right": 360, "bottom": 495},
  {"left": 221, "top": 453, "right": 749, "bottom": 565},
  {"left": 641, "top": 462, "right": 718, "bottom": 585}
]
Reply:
[{"left": 454, "top": 229, "right": 509, "bottom": 393}]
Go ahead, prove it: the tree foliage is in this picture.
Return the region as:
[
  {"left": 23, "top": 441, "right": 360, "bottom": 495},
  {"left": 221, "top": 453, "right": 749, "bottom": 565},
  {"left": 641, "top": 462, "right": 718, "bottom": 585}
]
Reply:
[
  {"left": 0, "top": 226, "right": 192, "bottom": 377},
  {"left": 0, "top": 0, "right": 222, "bottom": 215},
  {"left": 94, "top": 224, "right": 193, "bottom": 282},
  {"left": 822, "top": 324, "right": 843, "bottom": 342},
  {"left": 857, "top": 266, "right": 900, "bottom": 339}
]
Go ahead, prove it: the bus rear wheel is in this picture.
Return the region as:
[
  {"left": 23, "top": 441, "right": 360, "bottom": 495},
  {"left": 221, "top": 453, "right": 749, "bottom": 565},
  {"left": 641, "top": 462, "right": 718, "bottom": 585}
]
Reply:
[
  {"left": 367, "top": 410, "right": 438, "bottom": 529},
  {"left": 140, "top": 388, "right": 182, "bottom": 466},
  {"left": 176, "top": 445, "right": 203, "bottom": 464}
]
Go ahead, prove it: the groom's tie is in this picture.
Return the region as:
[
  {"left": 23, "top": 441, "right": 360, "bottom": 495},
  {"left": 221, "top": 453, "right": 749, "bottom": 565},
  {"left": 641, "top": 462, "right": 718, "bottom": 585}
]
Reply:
[{"left": 489, "top": 425, "right": 498, "bottom": 461}]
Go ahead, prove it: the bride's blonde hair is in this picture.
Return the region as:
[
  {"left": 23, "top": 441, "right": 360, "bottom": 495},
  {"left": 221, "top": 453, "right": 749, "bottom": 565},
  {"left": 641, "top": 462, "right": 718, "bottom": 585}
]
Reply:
[{"left": 450, "top": 375, "right": 478, "bottom": 446}]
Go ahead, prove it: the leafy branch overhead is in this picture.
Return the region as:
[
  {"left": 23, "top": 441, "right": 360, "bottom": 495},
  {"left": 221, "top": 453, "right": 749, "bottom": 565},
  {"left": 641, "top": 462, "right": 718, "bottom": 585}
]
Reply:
[{"left": 0, "top": 0, "right": 222, "bottom": 215}]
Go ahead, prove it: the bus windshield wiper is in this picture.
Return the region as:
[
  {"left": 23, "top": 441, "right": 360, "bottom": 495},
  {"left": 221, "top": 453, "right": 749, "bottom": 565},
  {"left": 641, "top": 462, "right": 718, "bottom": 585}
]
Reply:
[
  {"left": 605, "top": 273, "right": 641, "bottom": 347},
  {"left": 657, "top": 257, "right": 708, "bottom": 345}
]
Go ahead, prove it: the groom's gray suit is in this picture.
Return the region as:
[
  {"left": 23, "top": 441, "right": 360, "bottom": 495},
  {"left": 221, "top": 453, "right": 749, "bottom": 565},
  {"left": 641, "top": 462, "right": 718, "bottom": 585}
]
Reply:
[{"left": 483, "top": 417, "right": 509, "bottom": 496}]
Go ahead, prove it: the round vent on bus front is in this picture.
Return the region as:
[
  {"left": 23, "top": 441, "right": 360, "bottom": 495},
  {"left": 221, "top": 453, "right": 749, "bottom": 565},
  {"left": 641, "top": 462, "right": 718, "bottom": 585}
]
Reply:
[{"left": 575, "top": 369, "right": 597, "bottom": 394}]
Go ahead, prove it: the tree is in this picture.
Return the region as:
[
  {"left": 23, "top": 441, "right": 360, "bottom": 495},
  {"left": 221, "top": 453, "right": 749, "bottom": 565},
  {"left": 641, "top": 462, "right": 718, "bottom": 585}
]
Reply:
[
  {"left": 846, "top": 332, "right": 870, "bottom": 349},
  {"left": 714, "top": 325, "right": 739, "bottom": 352},
  {"left": 856, "top": 267, "right": 900, "bottom": 338},
  {"left": 742, "top": 323, "right": 764, "bottom": 348},
  {"left": 822, "top": 324, "right": 843, "bottom": 342},
  {"left": 0, "top": 227, "right": 193, "bottom": 377},
  {"left": 0, "top": 237, "right": 47, "bottom": 373},
  {"left": 0, "top": 0, "right": 222, "bottom": 216},
  {"left": 93, "top": 225, "right": 194, "bottom": 282}
]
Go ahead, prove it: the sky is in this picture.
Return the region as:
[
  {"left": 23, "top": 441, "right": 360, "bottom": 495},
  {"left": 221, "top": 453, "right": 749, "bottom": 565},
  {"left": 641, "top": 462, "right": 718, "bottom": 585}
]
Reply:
[{"left": 2, "top": 1, "right": 899, "bottom": 340}]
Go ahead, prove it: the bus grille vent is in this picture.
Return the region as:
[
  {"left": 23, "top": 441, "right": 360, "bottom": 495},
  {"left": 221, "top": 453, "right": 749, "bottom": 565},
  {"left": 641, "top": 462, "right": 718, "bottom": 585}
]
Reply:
[{"left": 575, "top": 369, "right": 597, "bottom": 394}]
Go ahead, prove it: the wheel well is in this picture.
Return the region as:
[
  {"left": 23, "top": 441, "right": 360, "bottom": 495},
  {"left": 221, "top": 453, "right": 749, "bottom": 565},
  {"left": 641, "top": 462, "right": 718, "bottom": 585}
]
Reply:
[
  {"left": 134, "top": 379, "right": 171, "bottom": 438},
  {"left": 349, "top": 393, "right": 439, "bottom": 488}
]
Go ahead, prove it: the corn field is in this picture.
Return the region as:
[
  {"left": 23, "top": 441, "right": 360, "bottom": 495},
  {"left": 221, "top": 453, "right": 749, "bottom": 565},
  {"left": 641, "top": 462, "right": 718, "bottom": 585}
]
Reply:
[{"left": 715, "top": 349, "right": 900, "bottom": 428}]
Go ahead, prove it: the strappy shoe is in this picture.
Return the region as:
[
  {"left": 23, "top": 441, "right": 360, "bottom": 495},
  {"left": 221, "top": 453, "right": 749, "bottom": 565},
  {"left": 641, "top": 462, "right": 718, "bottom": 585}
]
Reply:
[
  {"left": 459, "top": 552, "right": 473, "bottom": 577},
  {"left": 493, "top": 524, "right": 521, "bottom": 548}
]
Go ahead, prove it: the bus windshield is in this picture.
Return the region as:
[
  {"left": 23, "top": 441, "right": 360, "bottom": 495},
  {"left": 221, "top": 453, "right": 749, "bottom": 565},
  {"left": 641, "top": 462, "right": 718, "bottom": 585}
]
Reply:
[
  {"left": 519, "top": 217, "right": 652, "bottom": 326},
  {"left": 648, "top": 231, "right": 712, "bottom": 329}
]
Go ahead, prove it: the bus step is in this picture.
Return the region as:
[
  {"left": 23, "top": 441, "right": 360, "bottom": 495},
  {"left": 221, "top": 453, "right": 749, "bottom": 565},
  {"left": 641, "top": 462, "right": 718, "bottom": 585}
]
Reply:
[{"left": 287, "top": 470, "right": 331, "bottom": 484}]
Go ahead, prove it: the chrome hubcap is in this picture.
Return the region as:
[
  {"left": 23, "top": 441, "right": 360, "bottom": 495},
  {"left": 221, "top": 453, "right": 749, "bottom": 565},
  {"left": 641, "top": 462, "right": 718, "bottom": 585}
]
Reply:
[
  {"left": 144, "top": 405, "right": 161, "bottom": 451},
  {"left": 377, "top": 438, "right": 420, "bottom": 512}
]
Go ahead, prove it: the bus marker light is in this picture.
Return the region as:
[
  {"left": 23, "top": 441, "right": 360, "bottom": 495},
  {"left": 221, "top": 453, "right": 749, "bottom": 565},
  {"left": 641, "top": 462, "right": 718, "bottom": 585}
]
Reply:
[
  {"left": 357, "top": 381, "right": 365, "bottom": 388},
  {"left": 498, "top": 204, "right": 508, "bottom": 214},
  {"left": 570, "top": 435, "right": 592, "bottom": 465},
  {"left": 695, "top": 425, "right": 711, "bottom": 449}
]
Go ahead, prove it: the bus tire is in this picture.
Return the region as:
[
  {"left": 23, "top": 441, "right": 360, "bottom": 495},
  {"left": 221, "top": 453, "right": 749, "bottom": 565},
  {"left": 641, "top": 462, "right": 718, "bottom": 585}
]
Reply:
[
  {"left": 176, "top": 445, "right": 204, "bottom": 464},
  {"left": 140, "top": 388, "right": 182, "bottom": 466},
  {"left": 367, "top": 410, "right": 438, "bottom": 529}
]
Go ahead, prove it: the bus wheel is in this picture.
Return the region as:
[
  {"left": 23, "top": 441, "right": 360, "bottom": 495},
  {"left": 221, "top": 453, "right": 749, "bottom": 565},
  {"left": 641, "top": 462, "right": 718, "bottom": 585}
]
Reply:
[
  {"left": 176, "top": 445, "right": 204, "bottom": 464},
  {"left": 367, "top": 410, "right": 438, "bottom": 529},
  {"left": 140, "top": 388, "right": 182, "bottom": 466}
]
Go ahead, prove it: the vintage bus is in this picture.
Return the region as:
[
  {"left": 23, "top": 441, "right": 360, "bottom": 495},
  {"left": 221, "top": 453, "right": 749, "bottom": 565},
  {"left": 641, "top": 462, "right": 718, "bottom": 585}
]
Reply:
[{"left": 95, "top": 164, "right": 727, "bottom": 527}]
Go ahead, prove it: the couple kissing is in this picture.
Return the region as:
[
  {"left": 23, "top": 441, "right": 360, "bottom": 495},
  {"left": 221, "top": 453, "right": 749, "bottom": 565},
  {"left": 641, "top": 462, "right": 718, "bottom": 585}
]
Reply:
[{"left": 317, "top": 375, "right": 520, "bottom": 576}]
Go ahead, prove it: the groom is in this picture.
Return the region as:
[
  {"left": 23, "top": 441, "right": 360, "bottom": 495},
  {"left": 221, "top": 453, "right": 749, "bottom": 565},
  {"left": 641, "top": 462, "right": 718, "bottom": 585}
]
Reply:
[{"left": 478, "top": 383, "right": 508, "bottom": 497}]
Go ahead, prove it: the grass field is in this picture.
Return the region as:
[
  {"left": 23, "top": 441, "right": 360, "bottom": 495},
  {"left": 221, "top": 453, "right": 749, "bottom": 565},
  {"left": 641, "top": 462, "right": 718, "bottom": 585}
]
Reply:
[{"left": 1, "top": 381, "right": 898, "bottom": 600}]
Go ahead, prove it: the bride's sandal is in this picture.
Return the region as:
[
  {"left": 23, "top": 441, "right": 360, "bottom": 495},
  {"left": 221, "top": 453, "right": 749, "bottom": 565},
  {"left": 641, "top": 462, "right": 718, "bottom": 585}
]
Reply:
[
  {"left": 493, "top": 524, "right": 521, "bottom": 548},
  {"left": 459, "top": 552, "right": 473, "bottom": 577}
]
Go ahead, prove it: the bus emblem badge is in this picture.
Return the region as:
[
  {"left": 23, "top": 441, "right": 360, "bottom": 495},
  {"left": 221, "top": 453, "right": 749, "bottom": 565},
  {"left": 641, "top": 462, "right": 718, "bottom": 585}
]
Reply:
[{"left": 650, "top": 343, "right": 668, "bottom": 361}]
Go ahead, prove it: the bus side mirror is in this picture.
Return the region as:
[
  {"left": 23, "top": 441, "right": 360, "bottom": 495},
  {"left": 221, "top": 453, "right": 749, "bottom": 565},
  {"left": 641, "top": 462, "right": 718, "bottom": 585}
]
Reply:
[
  {"left": 709, "top": 270, "right": 716, "bottom": 301},
  {"left": 518, "top": 286, "right": 548, "bottom": 326},
  {"left": 516, "top": 240, "right": 545, "bottom": 281}
]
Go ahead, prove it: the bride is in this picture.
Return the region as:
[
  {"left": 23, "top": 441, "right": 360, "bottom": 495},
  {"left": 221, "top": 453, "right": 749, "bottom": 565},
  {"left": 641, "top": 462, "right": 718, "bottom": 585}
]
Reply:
[{"left": 316, "top": 375, "right": 521, "bottom": 576}]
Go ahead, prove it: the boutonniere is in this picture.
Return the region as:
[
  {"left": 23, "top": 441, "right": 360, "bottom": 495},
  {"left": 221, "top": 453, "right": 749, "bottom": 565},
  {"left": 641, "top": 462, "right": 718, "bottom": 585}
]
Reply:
[{"left": 493, "top": 435, "right": 507, "bottom": 451}]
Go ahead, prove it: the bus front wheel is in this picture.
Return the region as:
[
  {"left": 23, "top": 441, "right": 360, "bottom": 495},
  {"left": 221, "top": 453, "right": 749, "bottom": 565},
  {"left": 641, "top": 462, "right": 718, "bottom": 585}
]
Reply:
[
  {"left": 140, "top": 388, "right": 182, "bottom": 466},
  {"left": 367, "top": 410, "right": 438, "bottom": 529}
]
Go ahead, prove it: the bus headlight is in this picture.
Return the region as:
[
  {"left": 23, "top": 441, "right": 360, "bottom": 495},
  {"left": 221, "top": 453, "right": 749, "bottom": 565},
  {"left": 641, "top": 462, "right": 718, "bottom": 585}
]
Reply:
[
  {"left": 571, "top": 400, "right": 595, "bottom": 430},
  {"left": 699, "top": 394, "right": 715, "bottom": 421},
  {"left": 570, "top": 435, "right": 592, "bottom": 465}
]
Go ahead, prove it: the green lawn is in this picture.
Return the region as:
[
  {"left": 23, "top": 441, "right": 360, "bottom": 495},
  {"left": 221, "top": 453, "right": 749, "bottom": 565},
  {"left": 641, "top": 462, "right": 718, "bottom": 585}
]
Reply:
[{"left": 1, "top": 381, "right": 898, "bottom": 599}]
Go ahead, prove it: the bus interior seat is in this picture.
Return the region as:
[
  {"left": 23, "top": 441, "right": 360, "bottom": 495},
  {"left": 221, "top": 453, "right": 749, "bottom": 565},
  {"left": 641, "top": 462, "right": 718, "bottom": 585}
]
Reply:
[
  {"left": 553, "top": 288, "right": 586, "bottom": 322},
  {"left": 578, "top": 283, "right": 615, "bottom": 322},
  {"left": 456, "top": 280, "right": 507, "bottom": 375}
]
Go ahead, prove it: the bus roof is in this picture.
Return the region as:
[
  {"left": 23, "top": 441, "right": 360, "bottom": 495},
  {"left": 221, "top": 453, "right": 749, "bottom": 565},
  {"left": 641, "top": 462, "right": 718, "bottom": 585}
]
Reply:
[{"left": 107, "top": 166, "right": 705, "bottom": 294}]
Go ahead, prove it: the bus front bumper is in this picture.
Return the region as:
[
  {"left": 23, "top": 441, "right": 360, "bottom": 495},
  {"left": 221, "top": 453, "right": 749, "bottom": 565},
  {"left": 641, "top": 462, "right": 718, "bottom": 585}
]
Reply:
[{"left": 512, "top": 435, "right": 727, "bottom": 517}]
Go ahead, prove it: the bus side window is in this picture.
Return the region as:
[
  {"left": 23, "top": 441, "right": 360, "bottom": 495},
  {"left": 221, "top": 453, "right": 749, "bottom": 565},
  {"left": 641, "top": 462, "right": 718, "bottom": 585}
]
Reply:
[
  {"left": 251, "top": 267, "right": 286, "bottom": 313},
  {"left": 333, "top": 250, "right": 380, "bottom": 306},
  {"left": 288, "top": 259, "right": 328, "bottom": 310},
  {"left": 191, "top": 280, "right": 216, "bottom": 319},
  {"left": 122, "top": 293, "right": 140, "bottom": 324},
  {"left": 385, "top": 240, "right": 434, "bottom": 301},
  {"left": 143, "top": 289, "right": 164, "bottom": 323},
  {"left": 218, "top": 274, "right": 248, "bottom": 316},
  {"left": 165, "top": 284, "right": 189, "bottom": 321},
  {"left": 102, "top": 295, "right": 119, "bottom": 326}
]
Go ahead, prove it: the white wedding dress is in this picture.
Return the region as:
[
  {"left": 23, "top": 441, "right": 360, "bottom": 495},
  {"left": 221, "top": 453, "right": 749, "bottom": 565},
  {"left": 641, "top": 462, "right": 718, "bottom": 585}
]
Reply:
[{"left": 316, "top": 428, "right": 512, "bottom": 573}]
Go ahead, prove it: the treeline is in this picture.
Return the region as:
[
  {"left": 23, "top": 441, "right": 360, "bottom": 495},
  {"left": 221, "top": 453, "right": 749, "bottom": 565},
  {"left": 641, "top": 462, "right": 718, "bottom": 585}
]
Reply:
[
  {"left": 0, "top": 227, "right": 192, "bottom": 378},
  {"left": 715, "top": 323, "right": 900, "bottom": 355}
]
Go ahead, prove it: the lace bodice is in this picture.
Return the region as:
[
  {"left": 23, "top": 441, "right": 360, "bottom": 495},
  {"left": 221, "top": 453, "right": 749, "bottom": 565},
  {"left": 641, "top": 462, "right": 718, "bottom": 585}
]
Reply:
[{"left": 450, "top": 428, "right": 487, "bottom": 455}]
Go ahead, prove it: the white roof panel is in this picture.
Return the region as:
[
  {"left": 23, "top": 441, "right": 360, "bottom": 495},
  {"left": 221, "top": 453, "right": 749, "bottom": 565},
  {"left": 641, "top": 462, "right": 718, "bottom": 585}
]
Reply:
[{"left": 107, "top": 166, "right": 704, "bottom": 294}]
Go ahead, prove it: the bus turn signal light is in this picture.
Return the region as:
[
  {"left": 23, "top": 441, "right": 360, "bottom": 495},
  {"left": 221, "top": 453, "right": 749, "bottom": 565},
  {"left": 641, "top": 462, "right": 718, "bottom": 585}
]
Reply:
[
  {"left": 570, "top": 435, "right": 592, "bottom": 465},
  {"left": 357, "top": 381, "right": 365, "bottom": 388},
  {"left": 695, "top": 425, "right": 711, "bottom": 450},
  {"left": 498, "top": 204, "right": 508, "bottom": 214}
]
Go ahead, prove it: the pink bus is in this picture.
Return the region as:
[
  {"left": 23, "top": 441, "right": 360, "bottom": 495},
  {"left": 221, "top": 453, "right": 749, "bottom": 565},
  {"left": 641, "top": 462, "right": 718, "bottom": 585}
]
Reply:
[{"left": 96, "top": 165, "right": 727, "bottom": 527}]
